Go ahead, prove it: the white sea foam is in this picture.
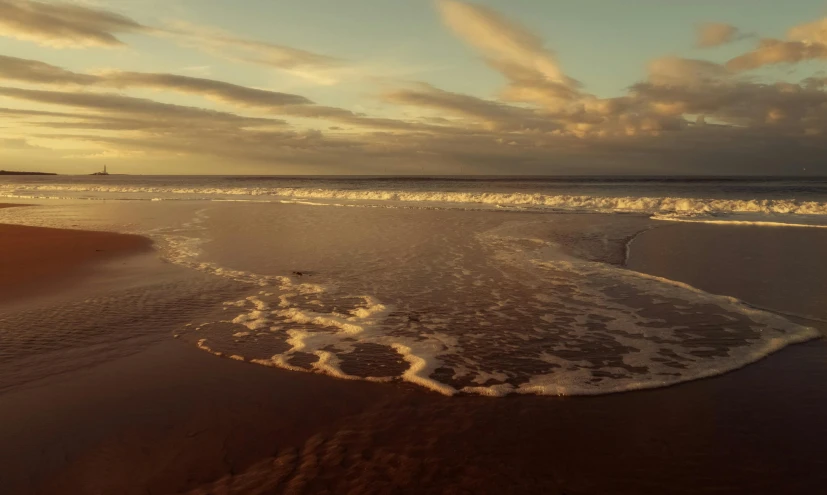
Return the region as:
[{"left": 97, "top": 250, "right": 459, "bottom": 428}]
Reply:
[
  {"left": 189, "top": 254, "right": 819, "bottom": 397},
  {"left": 3, "top": 183, "right": 827, "bottom": 221},
  {"left": 175, "top": 208, "right": 820, "bottom": 397},
  {"left": 653, "top": 214, "right": 827, "bottom": 229},
  {"left": 43, "top": 195, "right": 810, "bottom": 398}
]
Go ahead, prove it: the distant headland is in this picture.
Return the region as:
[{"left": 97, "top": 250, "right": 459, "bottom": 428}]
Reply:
[{"left": 0, "top": 170, "right": 57, "bottom": 176}]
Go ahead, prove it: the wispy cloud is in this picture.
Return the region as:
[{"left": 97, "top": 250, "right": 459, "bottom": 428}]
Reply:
[
  {"left": 0, "top": 86, "right": 288, "bottom": 128},
  {"left": 788, "top": 17, "right": 827, "bottom": 44},
  {"left": 696, "top": 23, "right": 747, "bottom": 48},
  {"left": 0, "top": 0, "right": 147, "bottom": 48},
  {"left": 0, "top": 54, "right": 99, "bottom": 84},
  {"left": 0, "top": 1, "right": 415, "bottom": 88},
  {"left": 437, "top": 0, "right": 573, "bottom": 86},
  {"left": 0, "top": 54, "right": 451, "bottom": 132},
  {"left": 437, "top": 0, "right": 581, "bottom": 111},
  {"left": 0, "top": 54, "right": 311, "bottom": 106},
  {"left": 383, "top": 82, "right": 561, "bottom": 132},
  {"left": 0, "top": 1, "right": 351, "bottom": 85},
  {"left": 160, "top": 21, "right": 347, "bottom": 85},
  {"left": 100, "top": 71, "right": 313, "bottom": 106},
  {"left": 727, "top": 39, "right": 827, "bottom": 71},
  {"left": 646, "top": 56, "right": 732, "bottom": 87},
  {"left": 726, "top": 17, "right": 827, "bottom": 71}
]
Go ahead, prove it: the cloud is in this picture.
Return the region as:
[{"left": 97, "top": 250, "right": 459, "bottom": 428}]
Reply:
[
  {"left": 647, "top": 56, "right": 732, "bottom": 87},
  {"left": 0, "top": 1, "right": 390, "bottom": 88},
  {"left": 428, "top": 3, "right": 697, "bottom": 137},
  {"left": 0, "top": 54, "right": 98, "bottom": 84},
  {"left": 0, "top": 86, "right": 287, "bottom": 129},
  {"left": 0, "top": 54, "right": 459, "bottom": 132},
  {"left": 0, "top": 54, "right": 312, "bottom": 106},
  {"left": 3, "top": 2, "right": 827, "bottom": 174},
  {"left": 437, "top": 0, "right": 570, "bottom": 84},
  {"left": 788, "top": 17, "right": 827, "bottom": 44},
  {"left": 422, "top": 3, "right": 827, "bottom": 142},
  {"left": 0, "top": 0, "right": 147, "bottom": 48},
  {"left": 629, "top": 79, "right": 827, "bottom": 134},
  {"left": 727, "top": 38, "right": 827, "bottom": 71},
  {"left": 161, "top": 21, "right": 345, "bottom": 85},
  {"left": 0, "top": 137, "right": 41, "bottom": 149},
  {"left": 696, "top": 23, "right": 743, "bottom": 48},
  {"left": 0, "top": 1, "right": 347, "bottom": 84},
  {"left": 383, "top": 82, "right": 561, "bottom": 132},
  {"left": 437, "top": 0, "right": 581, "bottom": 110},
  {"left": 725, "top": 17, "right": 827, "bottom": 71},
  {"left": 0, "top": 105, "right": 87, "bottom": 120},
  {"left": 274, "top": 101, "right": 478, "bottom": 134},
  {"left": 100, "top": 71, "right": 313, "bottom": 107}
]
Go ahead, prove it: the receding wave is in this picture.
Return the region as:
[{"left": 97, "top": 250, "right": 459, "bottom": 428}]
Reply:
[
  {"left": 162, "top": 210, "right": 821, "bottom": 397},
  {"left": 4, "top": 189, "right": 820, "bottom": 397}
]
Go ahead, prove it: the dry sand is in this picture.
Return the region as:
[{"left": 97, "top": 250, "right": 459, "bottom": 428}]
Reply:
[{"left": 0, "top": 210, "right": 825, "bottom": 494}]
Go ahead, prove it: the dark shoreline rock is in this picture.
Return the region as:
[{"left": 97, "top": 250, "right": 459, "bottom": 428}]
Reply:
[{"left": 0, "top": 170, "right": 57, "bottom": 176}]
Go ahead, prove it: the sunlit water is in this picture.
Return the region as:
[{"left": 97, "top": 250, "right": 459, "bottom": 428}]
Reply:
[{"left": 1, "top": 176, "right": 824, "bottom": 395}]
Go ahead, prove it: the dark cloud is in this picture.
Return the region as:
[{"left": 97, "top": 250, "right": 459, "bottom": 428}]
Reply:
[
  {"left": 629, "top": 79, "right": 827, "bottom": 134},
  {"left": 383, "top": 83, "right": 561, "bottom": 132},
  {"left": 0, "top": 54, "right": 98, "bottom": 84},
  {"left": 0, "top": 106, "right": 82, "bottom": 118},
  {"left": 0, "top": 0, "right": 147, "bottom": 48},
  {"left": 0, "top": 86, "right": 287, "bottom": 128},
  {"left": 0, "top": 55, "right": 312, "bottom": 106},
  {"left": 278, "top": 103, "right": 449, "bottom": 132},
  {"left": 32, "top": 112, "right": 827, "bottom": 175},
  {"left": 101, "top": 72, "right": 312, "bottom": 106}
]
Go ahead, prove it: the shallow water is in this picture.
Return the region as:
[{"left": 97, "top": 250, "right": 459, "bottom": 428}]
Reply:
[{"left": 0, "top": 196, "right": 822, "bottom": 396}]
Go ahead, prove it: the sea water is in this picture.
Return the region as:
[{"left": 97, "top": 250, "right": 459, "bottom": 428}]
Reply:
[{"left": 1, "top": 176, "right": 824, "bottom": 395}]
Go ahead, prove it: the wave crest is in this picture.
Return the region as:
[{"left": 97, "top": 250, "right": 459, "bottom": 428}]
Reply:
[{"left": 3, "top": 183, "right": 827, "bottom": 218}]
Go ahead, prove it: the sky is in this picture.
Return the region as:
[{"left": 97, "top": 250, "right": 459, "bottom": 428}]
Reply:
[{"left": 1, "top": 0, "right": 827, "bottom": 175}]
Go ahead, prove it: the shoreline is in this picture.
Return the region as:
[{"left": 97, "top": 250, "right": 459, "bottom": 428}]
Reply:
[
  {"left": 1, "top": 207, "right": 826, "bottom": 494},
  {"left": 0, "top": 204, "right": 154, "bottom": 304},
  {"left": 626, "top": 221, "right": 827, "bottom": 323}
]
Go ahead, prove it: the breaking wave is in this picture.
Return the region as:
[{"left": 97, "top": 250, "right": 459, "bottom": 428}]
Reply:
[{"left": 3, "top": 183, "right": 827, "bottom": 220}]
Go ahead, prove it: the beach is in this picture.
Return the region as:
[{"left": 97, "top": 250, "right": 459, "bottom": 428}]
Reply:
[
  {"left": 3, "top": 330, "right": 826, "bottom": 495},
  {"left": 1, "top": 194, "right": 826, "bottom": 494},
  {"left": 0, "top": 204, "right": 153, "bottom": 304},
  {"left": 2, "top": 0, "right": 827, "bottom": 490}
]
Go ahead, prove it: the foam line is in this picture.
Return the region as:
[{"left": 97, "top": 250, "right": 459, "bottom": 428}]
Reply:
[{"left": 4, "top": 183, "right": 827, "bottom": 218}]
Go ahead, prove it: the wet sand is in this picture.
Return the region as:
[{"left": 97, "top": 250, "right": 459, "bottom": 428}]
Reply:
[
  {"left": 626, "top": 222, "right": 827, "bottom": 320},
  {"left": 0, "top": 204, "right": 153, "bottom": 303},
  {"left": 1, "top": 218, "right": 826, "bottom": 494}
]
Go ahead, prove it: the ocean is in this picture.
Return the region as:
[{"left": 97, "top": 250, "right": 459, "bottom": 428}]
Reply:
[{"left": 1, "top": 175, "right": 826, "bottom": 396}]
